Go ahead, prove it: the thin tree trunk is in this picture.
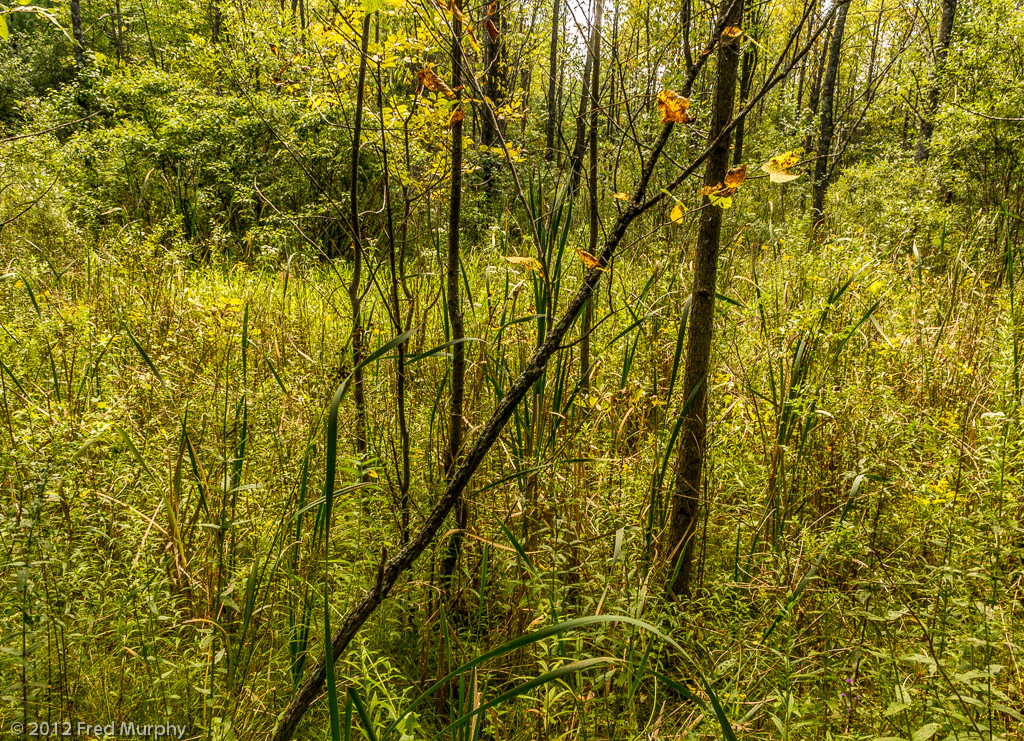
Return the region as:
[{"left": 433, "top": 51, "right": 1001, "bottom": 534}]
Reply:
[
  {"left": 349, "top": 14, "right": 372, "bottom": 485},
  {"left": 441, "top": 0, "right": 467, "bottom": 584},
  {"left": 544, "top": 0, "right": 561, "bottom": 160},
  {"left": 667, "top": 0, "right": 744, "bottom": 600},
  {"left": 211, "top": 4, "right": 223, "bottom": 95},
  {"left": 378, "top": 21, "right": 412, "bottom": 545},
  {"left": 569, "top": 7, "right": 596, "bottom": 196},
  {"left": 732, "top": 43, "right": 757, "bottom": 164},
  {"left": 606, "top": 0, "right": 620, "bottom": 135},
  {"left": 71, "top": 0, "right": 86, "bottom": 67},
  {"left": 211, "top": 5, "right": 222, "bottom": 44},
  {"left": 482, "top": 0, "right": 507, "bottom": 147},
  {"left": 481, "top": 0, "right": 507, "bottom": 193},
  {"left": 915, "top": 0, "right": 957, "bottom": 164},
  {"left": 581, "top": 0, "right": 604, "bottom": 390},
  {"left": 795, "top": 16, "right": 808, "bottom": 110},
  {"left": 803, "top": 6, "right": 829, "bottom": 152},
  {"left": 864, "top": 1, "right": 885, "bottom": 98},
  {"left": 811, "top": 0, "right": 850, "bottom": 223},
  {"left": 113, "top": 0, "right": 125, "bottom": 63},
  {"left": 556, "top": 16, "right": 566, "bottom": 166},
  {"left": 680, "top": 0, "right": 694, "bottom": 75}
]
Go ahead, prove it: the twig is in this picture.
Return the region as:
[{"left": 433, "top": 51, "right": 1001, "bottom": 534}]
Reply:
[{"left": 0, "top": 112, "right": 100, "bottom": 145}]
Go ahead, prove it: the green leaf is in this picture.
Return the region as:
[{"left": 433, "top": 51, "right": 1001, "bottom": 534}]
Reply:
[
  {"left": 995, "top": 704, "right": 1024, "bottom": 722},
  {"left": 363, "top": 0, "right": 384, "bottom": 13},
  {"left": 123, "top": 321, "right": 170, "bottom": 394},
  {"left": 884, "top": 702, "right": 911, "bottom": 717},
  {"left": 912, "top": 723, "right": 940, "bottom": 741}
]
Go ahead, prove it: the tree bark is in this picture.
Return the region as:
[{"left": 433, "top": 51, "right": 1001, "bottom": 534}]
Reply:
[
  {"left": 378, "top": 27, "right": 412, "bottom": 545},
  {"left": 732, "top": 43, "right": 757, "bottom": 164},
  {"left": 481, "top": 0, "right": 507, "bottom": 148},
  {"left": 440, "top": 0, "right": 467, "bottom": 584},
  {"left": 803, "top": 3, "right": 828, "bottom": 152},
  {"left": 481, "top": 0, "right": 507, "bottom": 194},
  {"left": 71, "top": 0, "right": 86, "bottom": 67},
  {"left": 811, "top": 0, "right": 850, "bottom": 223},
  {"left": 349, "top": 14, "right": 372, "bottom": 483},
  {"left": 680, "top": 0, "right": 694, "bottom": 76},
  {"left": 568, "top": 6, "right": 596, "bottom": 196},
  {"left": 581, "top": 0, "right": 604, "bottom": 390},
  {"left": 544, "top": 0, "right": 561, "bottom": 160},
  {"left": 667, "top": 0, "right": 743, "bottom": 600},
  {"left": 915, "top": 0, "right": 957, "bottom": 164}
]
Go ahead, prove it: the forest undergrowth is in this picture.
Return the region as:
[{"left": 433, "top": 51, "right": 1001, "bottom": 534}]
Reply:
[
  {"left": 2, "top": 0, "right": 1024, "bottom": 736},
  {"left": 2, "top": 183, "right": 1022, "bottom": 740}
]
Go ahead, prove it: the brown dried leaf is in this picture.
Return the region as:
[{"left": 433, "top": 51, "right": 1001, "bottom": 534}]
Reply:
[
  {"left": 484, "top": 18, "right": 499, "bottom": 40},
  {"left": 447, "top": 0, "right": 468, "bottom": 23},
  {"left": 724, "top": 164, "right": 747, "bottom": 189},
  {"left": 417, "top": 66, "right": 456, "bottom": 99},
  {"left": 447, "top": 105, "right": 464, "bottom": 128}
]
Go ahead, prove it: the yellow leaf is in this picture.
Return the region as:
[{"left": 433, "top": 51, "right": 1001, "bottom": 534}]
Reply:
[
  {"left": 504, "top": 255, "right": 544, "bottom": 275},
  {"left": 613, "top": 192, "right": 629, "bottom": 201},
  {"left": 657, "top": 90, "right": 693, "bottom": 124},
  {"left": 762, "top": 166, "right": 799, "bottom": 183},
  {"left": 761, "top": 149, "right": 802, "bottom": 183},
  {"left": 670, "top": 203, "right": 685, "bottom": 224},
  {"left": 466, "top": 25, "right": 482, "bottom": 54},
  {"left": 724, "top": 164, "right": 747, "bottom": 189},
  {"left": 722, "top": 26, "right": 742, "bottom": 38},
  {"left": 575, "top": 248, "right": 606, "bottom": 270}
]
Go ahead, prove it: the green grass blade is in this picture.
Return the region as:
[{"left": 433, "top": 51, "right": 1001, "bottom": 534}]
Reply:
[
  {"left": 113, "top": 424, "right": 156, "bottom": 480},
  {"left": 348, "top": 686, "right": 380, "bottom": 741},
  {"left": 123, "top": 321, "right": 170, "bottom": 395},
  {"left": 18, "top": 273, "right": 41, "bottom": 317},
  {"left": 383, "top": 614, "right": 694, "bottom": 741},
  {"left": 430, "top": 659, "right": 616, "bottom": 741},
  {"left": 494, "top": 515, "right": 537, "bottom": 576}
]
